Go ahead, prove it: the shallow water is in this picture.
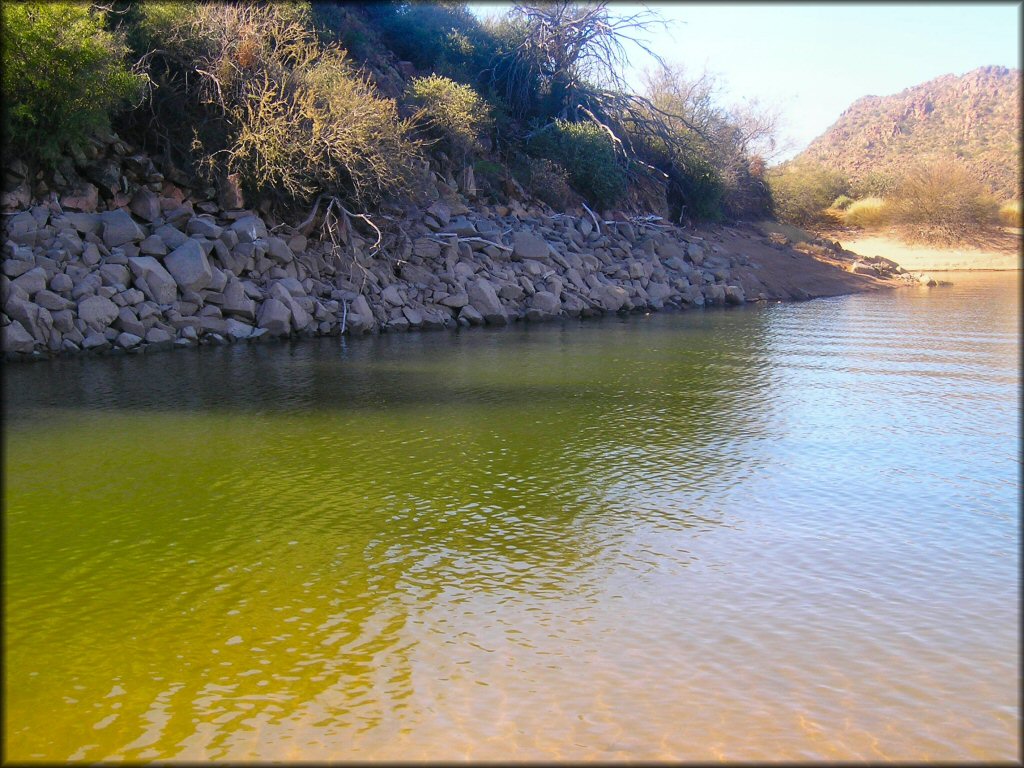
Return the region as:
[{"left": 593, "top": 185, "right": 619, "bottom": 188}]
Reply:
[{"left": 4, "top": 272, "right": 1019, "bottom": 762}]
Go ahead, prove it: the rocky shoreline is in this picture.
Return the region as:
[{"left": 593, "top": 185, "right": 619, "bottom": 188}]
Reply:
[{"left": 2, "top": 132, "right": 908, "bottom": 363}]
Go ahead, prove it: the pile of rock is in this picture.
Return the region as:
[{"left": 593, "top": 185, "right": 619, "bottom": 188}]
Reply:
[{"left": 2, "top": 134, "right": 770, "bottom": 361}]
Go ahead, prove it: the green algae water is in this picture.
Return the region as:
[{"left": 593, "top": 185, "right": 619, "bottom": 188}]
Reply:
[{"left": 4, "top": 272, "right": 1019, "bottom": 761}]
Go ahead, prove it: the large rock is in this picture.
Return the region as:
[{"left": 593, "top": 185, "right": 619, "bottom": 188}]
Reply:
[
  {"left": 154, "top": 224, "right": 188, "bottom": 250},
  {"left": 413, "top": 238, "right": 442, "bottom": 259},
  {"left": 99, "top": 209, "right": 145, "bottom": 248},
  {"left": 467, "top": 277, "right": 507, "bottom": 326},
  {"left": 128, "top": 256, "right": 178, "bottom": 304},
  {"left": 34, "top": 289, "right": 73, "bottom": 311},
  {"left": 256, "top": 298, "right": 292, "bottom": 336},
  {"left": 164, "top": 239, "right": 213, "bottom": 293},
  {"left": 724, "top": 284, "right": 746, "bottom": 305},
  {"left": 12, "top": 267, "right": 48, "bottom": 298},
  {"left": 2, "top": 320, "right": 36, "bottom": 353},
  {"left": 62, "top": 183, "right": 99, "bottom": 213},
  {"left": 230, "top": 215, "right": 268, "bottom": 243},
  {"left": 187, "top": 216, "right": 223, "bottom": 239},
  {"left": 594, "top": 284, "right": 629, "bottom": 312},
  {"left": 129, "top": 188, "right": 161, "bottom": 222},
  {"left": 78, "top": 295, "right": 119, "bottom": 328},
  {"left": 512, "top": 230, "right": 550, "bottom": 261},
  {"left": 382, "top": 284, "right": 405, "bottom": 306},
  {"left": 221, "top": 280, "right": 257, "bottom": 321},
  {"left": 529, "top": 290, "right": 561, "bottom": 316},
  {"left": 345, "top": 295, "right": 376, "bottom": 334}
]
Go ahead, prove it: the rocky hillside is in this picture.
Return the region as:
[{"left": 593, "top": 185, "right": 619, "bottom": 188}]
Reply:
[{"left": 799, "top": 66, "right": 1021, "bottom": 198}]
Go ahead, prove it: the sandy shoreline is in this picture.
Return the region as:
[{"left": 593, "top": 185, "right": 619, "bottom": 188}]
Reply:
[{"left": 827, "top": 233, "right": 1021, "bottom": 272}]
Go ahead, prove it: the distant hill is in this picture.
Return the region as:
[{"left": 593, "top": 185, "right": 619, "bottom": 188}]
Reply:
[{"left": 798, "top": 66, "right": 1021, "bottom": 199}]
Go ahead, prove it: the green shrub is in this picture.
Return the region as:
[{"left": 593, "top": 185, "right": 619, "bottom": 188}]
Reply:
[
  {"left": 359, "top": 2, "right": 498, "bottom": 84},
  {"left": 527, "top": 120, "right": 626, "bottom": 210},
  {"left": 998, "top": 200, "right": 1022, "bottom": 228},
  {"left": 767, "top": 162, "right": 849, "bottom": 225},
  {"left": 842, "top": 197, "right": 890, "bottom": 228},
  {"left": 831, "top": 194, "right": 854, "bottom": 210},
  {"left": 408, "top": 75, "right": 491, "bottom": 158},
  {"left": 2, "top": 2, "right": 145, "bottom": 164}
]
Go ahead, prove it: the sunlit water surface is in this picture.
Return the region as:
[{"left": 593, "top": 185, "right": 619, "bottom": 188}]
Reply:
[{"left": 4, "top": 272, "right": 1019, "bottom": 762}]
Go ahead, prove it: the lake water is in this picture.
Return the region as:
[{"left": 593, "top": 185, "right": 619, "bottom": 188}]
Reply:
[{"left": 4, "top": 272, "right": 1019, "bottom": 762}]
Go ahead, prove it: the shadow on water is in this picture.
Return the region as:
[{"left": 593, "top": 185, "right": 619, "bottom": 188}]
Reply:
[{"left": 4, "top": 307, "right": 785, "bottom": 760}]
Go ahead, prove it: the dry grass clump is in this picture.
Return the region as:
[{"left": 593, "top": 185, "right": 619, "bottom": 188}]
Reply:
[
  {"left": 842, "top": 197, "right": 890, "bottom": 228},
  {"left": 998, "top": 200, "right": 1022, "bottom": 228}
]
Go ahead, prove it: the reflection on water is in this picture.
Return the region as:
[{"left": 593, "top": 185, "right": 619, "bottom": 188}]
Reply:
[{"left": 4, "top": 273, "right": 1019, "bottom": 761}]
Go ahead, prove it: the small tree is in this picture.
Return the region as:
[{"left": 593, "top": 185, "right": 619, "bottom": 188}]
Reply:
[
  {"left": 767, "top": 162, "right": 849, "bottom": 226},
  {"left": 2, "top": 2, "right": 145, "bottom": 165}
]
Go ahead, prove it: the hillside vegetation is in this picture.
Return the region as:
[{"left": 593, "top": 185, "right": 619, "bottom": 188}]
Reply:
[
  {"left": 1, "top": 1, "right": 777, "bottom": 225},
  {"left": 767, "top": 66, "right": 1021, "bottom": 243},
  {"left": 801, "top": 66, "right": 1020, "bottom": 200}
]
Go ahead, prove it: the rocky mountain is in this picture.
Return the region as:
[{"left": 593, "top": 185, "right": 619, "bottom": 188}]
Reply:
[{"left": 798, "top": 66, "right": 1021, "bottom": 199}]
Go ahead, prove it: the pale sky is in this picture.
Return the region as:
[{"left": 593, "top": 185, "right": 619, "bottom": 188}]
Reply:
[{"left": 468, "top": 2, "right": 1022, "bottom": 161}]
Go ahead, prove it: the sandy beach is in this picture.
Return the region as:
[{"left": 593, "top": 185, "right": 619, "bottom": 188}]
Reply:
[{"left": 829, "top": 232, "right": 1021, "bottom": 272}]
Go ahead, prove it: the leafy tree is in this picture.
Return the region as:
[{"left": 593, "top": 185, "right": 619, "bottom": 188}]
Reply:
[{"left": 2, "top": 2, "right": 145, "bottom": 164}]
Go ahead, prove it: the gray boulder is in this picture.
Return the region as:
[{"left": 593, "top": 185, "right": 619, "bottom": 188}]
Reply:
[
  {"left": 512, "top": 230, "right": 550, "bottom": 261},
  {"left": 50, "top": 273, "right": 74, "bottom": 294},
  {"left": 164, "top": 239, "right": 213, "bottom": 293},
  {"left": 345, "top": 295, "right": 376, "bottom": 334},
  {"left": 230, "top": 215, "right": 268, "bottom": 243},
  {"left": 187, "top": 216, "right": 223, "bottom": 238},
  {"left": 154, "top": 224, "right": 189, "bottom": 250},
  {"left": 99, "top": 210, "right": 145, "bottom": 248},
  {"left": 129, "top": 188, "right": 161, "bottom": 222},
  {"left": 256, "top": 298, "right": 292, "bottom": 336},
  {"left": 116, "top": 332, "right": 143, "bottom": 349},
  {"left": 128, "top": 256, "right": 178, "bottom": 304},
  {"left": 530, "top": 290, "right": 561, "bottom": 315},
  {"left": 34, "top": 289, "right": 73, "bottom": 311},
  {"left": 221, "top": 280, "right": 257, "bottom": 321},
  {"left": 467, "top": 277, "right": 507, "bottom": 325},
  {"left": 2, "top": 320, "right": 36, "bottom": 353},
  {"left": 12, "top": 267, "right": 48, "bottom": 298},
  {"left": 78, "top": 295, "right": 119, "bottom": 327}
]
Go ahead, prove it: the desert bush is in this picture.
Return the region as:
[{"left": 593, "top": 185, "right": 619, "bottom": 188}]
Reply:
[
  {"left": 131, "top": 2, "right": 423, "bottom": 207},
  {"left": 842, "top": 197, "right": 890, "bottom": 228},
  {"left": 408, "top": 75, "right": 491, "bottom": 159},
  {"left": 998, "top": 200, "right": 1022, "bottom": 228},
  {"left": 767, "top": 162, "right": 849, "bottom": 225},
  {"left": 831, "top": 194, "right": 854, "bottom": 210},
  {"left": 888, "top": 158, "right": 998, "bottom": 237},
  {"left": 523, "top": 157, "right": 575, "bottom": 210},
  {"left": 527, "top": 120, "right": 626, "bottom": 210},
  {"left": 849, "top": 170, "right": 899, "bottom": 199},
  {"left": 2, "top": 2, "right": 145, "bottom": 164}
]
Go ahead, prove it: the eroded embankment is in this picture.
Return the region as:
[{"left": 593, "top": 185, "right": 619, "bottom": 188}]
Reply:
[{"left": 2, "top": 133, "right": 901, "bottom": 362}]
